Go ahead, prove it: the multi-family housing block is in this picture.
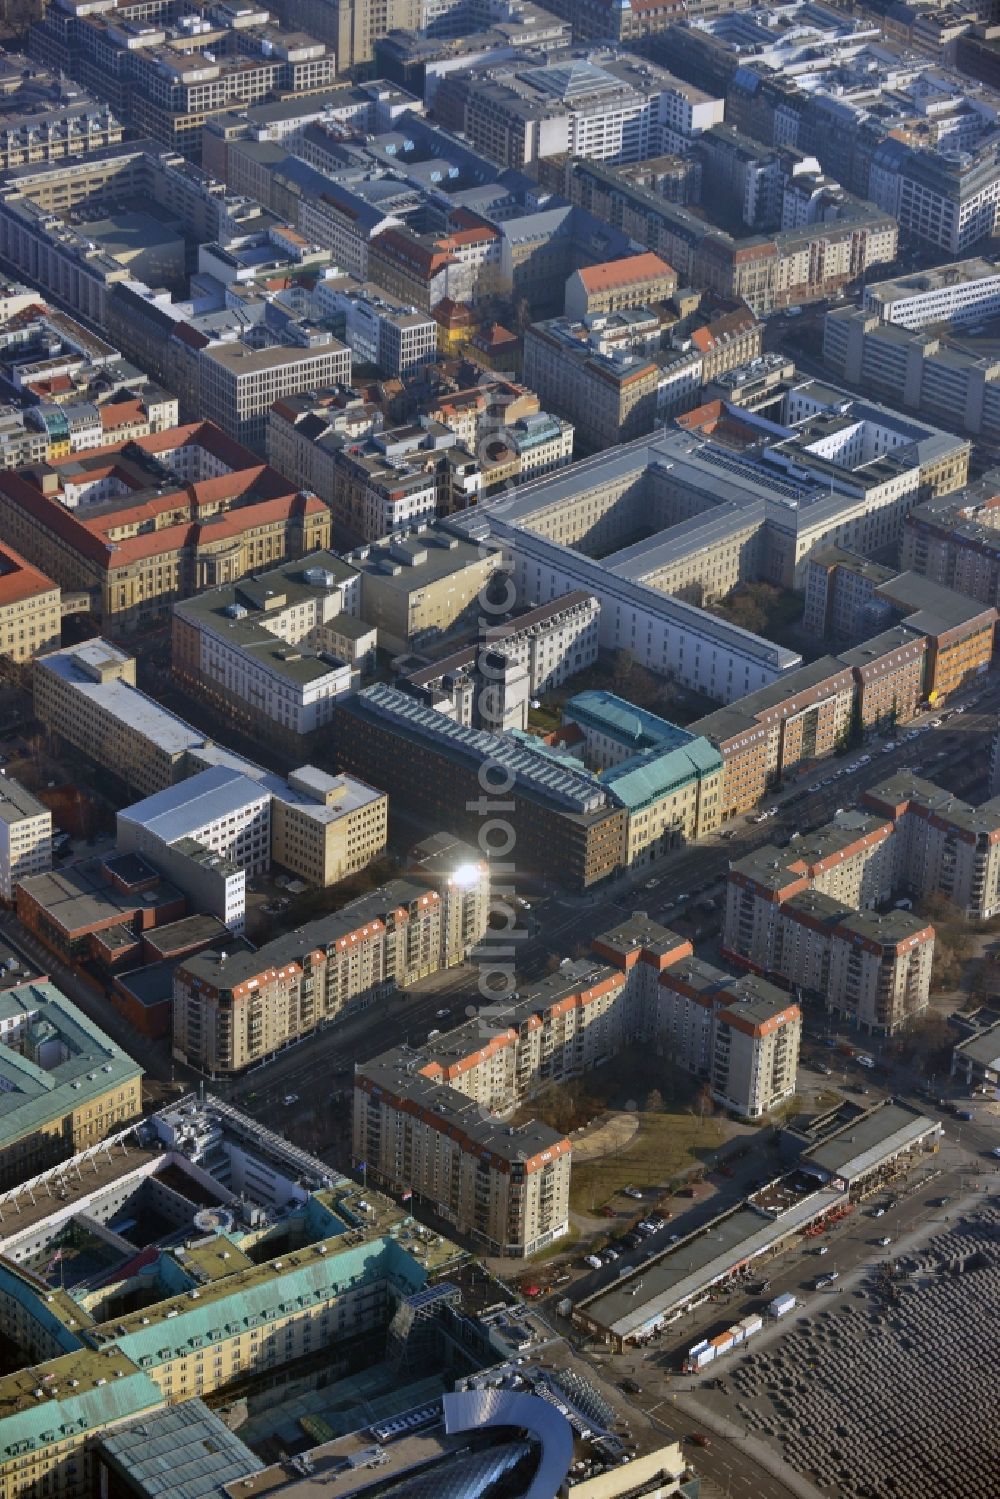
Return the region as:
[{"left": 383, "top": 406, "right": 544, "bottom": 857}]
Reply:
[
  {"left": 725, "top": 769, "right": 1000, "bottom": 1027},
  {"left": 724, "top": 814, "right": 936, "bottom": 1036},
  {"left": 173, "top": 856, "right": 488, "bottom": 1073},
  {"left": 356, "top": 912, "right": 800, "bottom": 1254}
]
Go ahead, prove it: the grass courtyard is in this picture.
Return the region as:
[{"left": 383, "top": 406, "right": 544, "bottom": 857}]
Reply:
[{"left": 568, "top": 1108, "right": 727, "bottom": 1215}]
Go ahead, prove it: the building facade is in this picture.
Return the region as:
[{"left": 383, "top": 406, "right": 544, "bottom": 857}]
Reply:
[{"left": 0, "top": 778, "right": 52, "bottom": 904}]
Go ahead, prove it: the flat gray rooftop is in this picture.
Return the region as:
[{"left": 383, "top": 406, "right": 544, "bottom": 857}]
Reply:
[
  {"left": 580, "top": 1190, "right": 845, "bottom": 1341},
  {"left": 803, "top": 1102, "right": 938, "bottom": 1183}
]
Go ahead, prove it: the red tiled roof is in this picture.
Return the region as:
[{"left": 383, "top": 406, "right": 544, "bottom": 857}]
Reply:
[
  {"left": 577, "top": 251, "right": 675, "bottom": 293},
  {"left": 0, "top": 540, "right": 58, "bottom": 606},
  {"left": 476, "top": 323, "right": 518, "bottom": 350},
  {"left": 100, "top": 399, "right": 146, "bottom": 431}
]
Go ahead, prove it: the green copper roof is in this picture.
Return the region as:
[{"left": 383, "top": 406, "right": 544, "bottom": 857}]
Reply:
[
  {"left": 91, "top": 1237, "right": 427, "bottom": 1368},
  {"left": 564, "top": 690, "right": 694, "bottom": 753},
  {"left": 0, "top": 982, "right": 142, "bottom": 1148},
  {"left": 0, "top": 1347, "right": 162, "bottom": 1462}
]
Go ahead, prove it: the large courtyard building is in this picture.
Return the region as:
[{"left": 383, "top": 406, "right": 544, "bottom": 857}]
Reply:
[
  {"left": 0, "top": 1094, "right": 452, "bottom": 1498},
  {"left": 0, "top": 980, "right": 142, "bottom": 1187},
  {"left": 447, "top": 383, "right": 967, "bottom": 702},
  {"left": 0, "top": 422, "right": 330, "bottom": 633}
]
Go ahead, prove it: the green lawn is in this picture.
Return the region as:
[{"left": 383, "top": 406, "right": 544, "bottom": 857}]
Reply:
[{"left": 568, "top": 1108, "right": 726, "bottom": 1214}]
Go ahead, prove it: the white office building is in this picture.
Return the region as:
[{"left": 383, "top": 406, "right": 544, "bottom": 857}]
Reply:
[
  {"left": 313, "top": 279, "right": 438, "bottom": 377},
  {"left": 0, "top": 777, "right": 51, "bottom": 903},
  {"left": 863, "top": 257, "right": 1000, "bottom": 329}
]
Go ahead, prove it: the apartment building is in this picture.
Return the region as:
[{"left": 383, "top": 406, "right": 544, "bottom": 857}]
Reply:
[
  {"left": 0, "top": 778, "right": 51, "bottom": 905},
  {"left": 863, "top": 773, "right": 1000, "bottom": 921},
  {"left": 0, "top": 421, "right": 331, "bottom": 632},
  {"left": 344, "top": 522, "right": 506, "bottom": 654},
  {"left": 735, "top": 878, "right": 935, "bottom": 1036},
  {"left": 874, "top": 571, "right": 996, "bottom": 702},
  {"left": 564, "top": 252, "right": 678, "bottom": 321},
  {"left": 0, "top": 101, "right": 122, "bottom": 173},
  {"left": 172, "top": 552, "right": 364, "bottom": 746},
  {"left": 727, "top": 772, "right": 1000, "bottom": 1019},
  {"left": 0, "top": 539, "right": 60, "bottom": 665},
  {"left": 902, "top": 483, "right": 1000, "bottom": 614},
  {"left": 688, "top": 656, "right": 856, "bottom": 818},
  {"left": 356, "top": 913, "right": 800, "bottom": 1252},
  {"left": 838, "top": 628, "right": 927, "bottom": 738},
  {"left": 198, "top": 335, "right": 351, "bottom": 452},
  {"left": 355, "top": 1055, "right": 571, "bottom": 1258},
  {"left": 0, "top": 1095, "right": 444, "bottom": 1499},
  {"left": 406, "top": 832, "right": 490, "bottom": 970},
  {"left": 0, "top": 979, "right": 142, "bottom": 1188},
  {"left": 173, "top": 874, "right": 481, "bottom": 1072}
]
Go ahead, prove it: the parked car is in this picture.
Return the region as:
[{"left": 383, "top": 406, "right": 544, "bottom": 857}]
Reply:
[
  {"left": 870, "top": 1206, "right": 886, "bottom": 1218},
  {"left": 814, "top": 1271, "right": 839, "bottom": 1289},
  {"left": 877, "top": 1236, "right": 892, "bottom": 1247},
  {"left": 282, "top": 1093, "right": 299, "bottom": 1106}
]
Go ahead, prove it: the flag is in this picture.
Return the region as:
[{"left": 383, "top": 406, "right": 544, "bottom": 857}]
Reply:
[
  {"left": 44, "top": 1249, "right": 63, "bottom": 1275},
  {"left": 401, "top": 1189, "right": 412, "bottom": 1201},
  {"left": 357, "top": 1162, "right": 367, "bottom": 1170}
]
